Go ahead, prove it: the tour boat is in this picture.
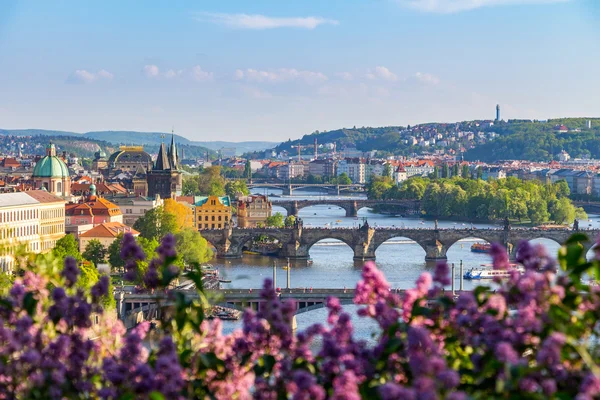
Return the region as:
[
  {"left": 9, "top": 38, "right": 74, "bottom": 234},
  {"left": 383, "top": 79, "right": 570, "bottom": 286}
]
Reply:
[
  {"left": 243, "top": 250, "right": 261, "bottom": 255},
  {"left": 218, "top": 279, "right": 232, "bottom": 283},
  {"left": 470, "top": 243, "right": 491, "bottom": 253},
  {"left": 306, "top": 258, "right": 314, "bottom": 265},
  {"left": 336, "top": 220, "right": 342, "bottom": 222},
  {"left": 463, "top": 265, "right": 523, "bottom": 280}
]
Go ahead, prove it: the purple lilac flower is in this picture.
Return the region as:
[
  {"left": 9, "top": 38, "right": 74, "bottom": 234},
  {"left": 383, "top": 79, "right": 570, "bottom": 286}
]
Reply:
[
  {"left": 61, "top": 257, "right": 80, "bottom": 287},
  {"left": 489, "top": 243, "right": 510, "bottom": 270},
  {"left": 157, "top": 234, "right": 177, "bottom": 259},
  {"left": 433, "top": 261, "right": 450, "bottom": 286},
  {"left": 495, "top": 341, "right": 519, "bottom": 364},
  {"left": 91, "top": 275, "right": 109, "bottom": 301}
]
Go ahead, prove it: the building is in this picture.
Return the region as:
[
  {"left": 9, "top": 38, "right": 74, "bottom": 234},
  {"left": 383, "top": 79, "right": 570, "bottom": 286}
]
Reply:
[
  {"left": 79, "top": 222, "right": 139, "bottom": 253},
  {"left": 147, "top": 134, "right": 182, "bottom": 200},
  {"left": 107, "top": 146, "right": 153, "bottom": 176},
  {"left": 366, "top": 159, "right": 387, "bottom": 180},
  {"left": 65, "top": 184, "right": 124, "bottom": 238},
  {"left": 237, "top": 195, "right": 272, "bottom": 228},
  {"left": 102, "top": 194, "right": 163, "bottom": 226},
  {"left": 194, "top": 195, "right": 231, "bottom": 230},
  {"left": 308, "top": 159, "right": 337, "bottom": 179},
  {"left": 496, "top": 104, "right": 500, "bottom": 121},
  {"left": 276, "top": 162, "right": 306, "bottom": 180},
  {"left": 337, "top": 158, "right": 366, "bottom": 183},
  {"left": 0, "top": 190, "right": 65, "bottom": 272},
  {"left": 393, "top": 166, "right": 408, "bottom": 184},
  {"left": 32, "top": 143, "right": 71, "bottom": 198},
  {"left": 557, "top": 151, "right": 571, "bottom": 162}
]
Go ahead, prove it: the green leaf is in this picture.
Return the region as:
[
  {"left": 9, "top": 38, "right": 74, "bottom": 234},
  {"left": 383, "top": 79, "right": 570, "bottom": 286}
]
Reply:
[
  {"left": 149, "top": 392, "right": 165, "bottom": 400},
  {"left": 23, "top": 292, "right": 37, "bottom": 317},
  {"left": 564, "top": 233, "right": 589, "bottom": 245}
]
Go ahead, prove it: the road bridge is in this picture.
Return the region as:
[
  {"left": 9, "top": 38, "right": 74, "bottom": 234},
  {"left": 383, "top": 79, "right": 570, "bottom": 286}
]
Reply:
[
  {"left": 201, "top": 225, "right": 598, "bottom": 262},
  {"left": 271, "top": 199, "right": 420, "bottom": 217},
  {"left": 248, "top": 182, "right": 365, "bottom": 195}
]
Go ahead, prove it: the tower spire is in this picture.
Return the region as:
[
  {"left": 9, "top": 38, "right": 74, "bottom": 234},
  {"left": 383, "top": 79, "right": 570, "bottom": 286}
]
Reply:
[{"left": 168, "top": 128, "right": 178, "bottom": 169}]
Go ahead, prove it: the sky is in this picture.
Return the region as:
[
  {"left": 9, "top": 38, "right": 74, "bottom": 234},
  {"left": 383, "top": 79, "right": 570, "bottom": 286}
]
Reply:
[{"left": 0, "top": 0, "right": 599, "bottom": 142}]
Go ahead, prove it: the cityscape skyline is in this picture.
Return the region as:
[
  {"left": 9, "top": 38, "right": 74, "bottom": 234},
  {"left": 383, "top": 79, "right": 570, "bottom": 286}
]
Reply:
[{"left": 1, "top": 0, "right": 599, "bottom": 142}]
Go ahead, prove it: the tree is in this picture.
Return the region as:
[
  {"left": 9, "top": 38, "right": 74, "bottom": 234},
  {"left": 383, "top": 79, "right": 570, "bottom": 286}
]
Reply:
[
  {"left": 550, "top": 197, "right": 575, "bottom": 224},
  {"left": 337, "top": 173, "right": 352, "bottom": 185},
  {"left": 244, "top": 160, "right": 252, "bottom": 180},
  {"left": 225, "top": 180, "right": 249, "bottom": 199},
  {"left": 174, "top": 228, "right": 213, "bottom": 267},
  {"left": 83, "top": 239, "right": 107, "bottom": 267},
  {"left": 182, "top": 175, "right": 200, "bottom": 196},
  {"left": 107, "top": 233, "right": 124, "bottom": 271},
  {"left": 382, "top": 163, "right": 392, "bottom": 178},
  {"left": 198, "top": 166, "right": 226, "bottom": 196},
  {"left": 461, "top": 164, "right": 470, "bottom": 179},
  {"left": 133, "top": 206, "right": 178, "bottom": 242},
  {"left": 451, "top": 164, "right": 459, "bottom": 177},
  {"left": 284, "top": 215, "right": 296, "bottom": 228},
  {"left": 53, "top": 234, "right": 82, "bottom": 263},
  {"left": 367, "top": 176, "right": 394, "bottom": 200},
  {"left": 264, "top": 212, "right": 284, "bottom": 228},
  {"left": 441, "top": 164, "right": 449, "bottom": 179},
  {"left": 164, "top": 199, "right": 195, "bottom": 230}
]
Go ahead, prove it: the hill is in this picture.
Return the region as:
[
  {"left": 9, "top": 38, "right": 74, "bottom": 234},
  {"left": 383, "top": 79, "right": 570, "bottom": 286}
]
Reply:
[
  {"left": 0, "top": 129, "right": 275, "bottom": 158},
  {"left": 267, "top": 118, "right": 600, "bottom": 162}
]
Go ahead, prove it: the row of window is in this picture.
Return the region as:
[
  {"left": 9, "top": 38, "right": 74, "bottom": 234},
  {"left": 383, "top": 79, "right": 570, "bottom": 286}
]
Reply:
[
  {"left": 41, "top": 208, "right": 65, "bottom": 220},
  {"left": 198, "top": 209, "right": 228, "bottom": 213},
  {"left": 198, "top": 215, "right": 229, "bottom": 222},
  {"left": 0, "top": 208, "right": 37, "bottom": 223},
  {"left": 41, "top": 224, "right": 64, "bottom": 236},
  {"left": 200, "top": 223, "right": 223, "bottom": 229},
  {"left": 0, "top": 224, "right": 38, "bottom": 239}
]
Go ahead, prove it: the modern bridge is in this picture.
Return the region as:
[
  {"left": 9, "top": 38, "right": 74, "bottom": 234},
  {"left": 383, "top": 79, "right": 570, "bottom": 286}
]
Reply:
[
  {"left": 270, "top": 199, "right": 420, "bottom": 217},
  {"left": 201, "top": 225, "right": 598, "bottom": 262},
  {"left": 248, "top": 182, "right": 365, "bottom": 195}
]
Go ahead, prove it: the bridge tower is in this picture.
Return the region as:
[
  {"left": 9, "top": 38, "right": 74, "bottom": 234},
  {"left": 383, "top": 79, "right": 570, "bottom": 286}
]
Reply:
[
  {"left": 346, "top": 200, "right": 359, "bottom": 218},
  {"left": 353, "top": 223, "right": 376, "bottom": 260}
]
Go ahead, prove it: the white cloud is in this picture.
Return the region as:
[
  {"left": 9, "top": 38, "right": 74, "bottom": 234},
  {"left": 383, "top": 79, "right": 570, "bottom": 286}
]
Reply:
[
  {"left": 396, "top": 0, "right": 570, "bottom": 13},
  {"left": 413, "top": 72, "right": 440, "bottom": 85},
  {"left": 143, "top": 64, "right": 160, "bottom": 78},
  {"left": 194, "top": 12, "right": 339, "bottom": 30},
  {"left": 190, "top": 65, "right": 214, "bottom": 82},
  {"left": 366, "top": 66, "right": 398, "bottom": 82},
  {"left": 235, "top": 68, "right": 327, "bottom": 85},
  {"left": 335, "top": 72, "right": 354, "bottom": 81},
  {"left": 66, "top": 69, "right": 114, "bottom": 84},
  {"left": 239, "top": 85, "right": 273, "bottom": 99}
]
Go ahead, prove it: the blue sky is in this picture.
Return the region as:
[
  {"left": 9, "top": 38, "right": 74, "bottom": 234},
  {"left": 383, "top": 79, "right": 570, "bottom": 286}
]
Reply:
[{"left": 0, "top": 0, "right": 598, "bottom": 142}]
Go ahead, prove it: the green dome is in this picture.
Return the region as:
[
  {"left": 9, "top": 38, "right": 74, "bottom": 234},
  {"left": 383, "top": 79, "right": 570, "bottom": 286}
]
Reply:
[{"left": 32, "top": 156, "right": 69, "bottom": 178}]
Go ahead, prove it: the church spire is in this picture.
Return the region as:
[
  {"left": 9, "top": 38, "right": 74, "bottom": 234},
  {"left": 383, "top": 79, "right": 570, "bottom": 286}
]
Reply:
[
  {"left": 154, "top": 142, "right": 171, "bottom": 171},
  {"left": 168, "top": 129, "right": 178, "bottom": 169}
]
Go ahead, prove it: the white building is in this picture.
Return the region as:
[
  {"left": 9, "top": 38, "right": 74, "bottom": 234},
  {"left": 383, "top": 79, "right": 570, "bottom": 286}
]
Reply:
[{"left": 337, "top": 158, "right": 366, "bottom": 183}]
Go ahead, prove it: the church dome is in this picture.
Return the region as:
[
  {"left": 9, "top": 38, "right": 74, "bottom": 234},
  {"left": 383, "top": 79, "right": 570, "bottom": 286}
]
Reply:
[{"left": 33, "top": 144, "right": 69, "bottom": 178}]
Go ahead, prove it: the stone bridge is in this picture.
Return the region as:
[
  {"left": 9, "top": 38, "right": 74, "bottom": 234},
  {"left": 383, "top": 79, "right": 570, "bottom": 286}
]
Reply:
[
  {"left": 115, "top": 289, "right": 358, "bottom": 329},
  {"left": 271, "top": 199, "right": 420, "bottom": 217},
  {"left": 201, "top": 226, "right": 599, "bottom": 262},
  {"left": 248, "top": 182, "right": 365, "bottom": 195}
]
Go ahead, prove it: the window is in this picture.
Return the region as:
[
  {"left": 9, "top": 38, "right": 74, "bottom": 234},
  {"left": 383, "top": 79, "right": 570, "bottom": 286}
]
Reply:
[
  {"left": 211, "top": 224, "right": 215, "bottom": 229},
  {"left": 218, "top": 216, "right": 221, "bottom": 221},
  {"left": 225, "top": 216, "right": 229, "bottom": 221},
  {"left": 218, "top": 224, "right": 221, "bottom": 228},
  {"left": 211, "top": 216, "right": 215, "bottom": 221}
]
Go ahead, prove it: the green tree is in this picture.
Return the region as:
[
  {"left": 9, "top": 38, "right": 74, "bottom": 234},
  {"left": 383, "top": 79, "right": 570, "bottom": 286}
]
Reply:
[
  {"left": 336, "top": 173, "right": 352, "bottom": 185},
  {"left": 182, "top": 175, "right": 200, "bottom": 196},
  {"left": 53, "top": 234, "right": 82, "bottom": 263},
  {"left": 441, "top": 164, "right": 449, "bottom": 179},
  {"left": 382, "top": 163, "right": 392, "bottom": 178},
  {"left": 0, "top": 271, "right": 14, "bottom": 294},
  {"left": 77, "top": 261, "right": 115, "bottom": 310},
  {"left": 82, "top": 239, "right": 107, "bottom": 267},
  {"left": 107, "top": 233, "right": 124, "bottom": 271},
  {"left": 225, "top": 180, "right": 249, "bottom": 198},
  {"left": 550, "top": 197, "right": 575, "bottom": 224},
  {"left": 284, "top": 215, "right": 296, "bottom": 228},
  {"left": 133, "top": 206, "right": 178, "bottom": 241},
  {"left": 461, "top": 164, "right": 470, "bottom": 179},
  {"left": 264, "top": 212, "right": 284, "bottom": 228},
  {"left": 451, "top": 163, "right": 459, "bottom": 177},
  {"left": 174, "top": 228, "right": 213, "bottom": 267},
  {"left": 244, "top": 160, "right": 252, "bottom": 180},
  {"left": 367, "top": 176, "right": 394, "bottom": 200},
  {"left": 554, "top": 180, "right": 571, "bottom": 198}
]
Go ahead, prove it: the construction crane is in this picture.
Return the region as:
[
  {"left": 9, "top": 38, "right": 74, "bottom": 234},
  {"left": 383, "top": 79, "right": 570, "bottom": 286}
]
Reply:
[{"left": 290, "top": 138, "right": 319, "bottom": 162}]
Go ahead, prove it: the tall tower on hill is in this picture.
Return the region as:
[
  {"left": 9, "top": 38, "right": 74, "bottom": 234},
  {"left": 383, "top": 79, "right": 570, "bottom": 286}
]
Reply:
[{"left": 496, "top": 104, "right": 500, "bottom": 122}]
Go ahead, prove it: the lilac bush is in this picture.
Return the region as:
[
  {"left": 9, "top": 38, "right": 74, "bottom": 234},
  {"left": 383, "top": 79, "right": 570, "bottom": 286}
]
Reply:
[{"left": 0, "top": 232, "right": 599, "bottom": 399}]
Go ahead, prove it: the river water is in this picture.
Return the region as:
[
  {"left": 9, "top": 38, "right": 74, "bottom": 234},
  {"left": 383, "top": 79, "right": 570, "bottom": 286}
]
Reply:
[{"left": 212, "top": 188, "right": 599, "bottom": 335}]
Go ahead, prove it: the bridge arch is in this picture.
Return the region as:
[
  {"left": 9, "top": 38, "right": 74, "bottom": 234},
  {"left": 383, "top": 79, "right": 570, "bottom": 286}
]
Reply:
[
  {"left": 373, "top": 235, "right": 427, "bottom": 258},
  {"left": 231, "top": 232, "right": 287, "bottom": 257}
]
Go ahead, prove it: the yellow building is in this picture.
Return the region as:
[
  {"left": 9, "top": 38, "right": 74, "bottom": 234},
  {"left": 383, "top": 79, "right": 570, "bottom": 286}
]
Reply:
[
  {"left": 0, "top": 190, "right": 65, "bottom": 272},
  {"left": 194, "top": 195, "right": 231, "bottom": 230}
]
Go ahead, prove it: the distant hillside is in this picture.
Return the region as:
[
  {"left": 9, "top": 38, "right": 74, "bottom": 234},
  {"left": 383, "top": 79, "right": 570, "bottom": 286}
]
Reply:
[
  {"left": 0, "top": 129, "right": 274, "bottom": 156},
  {"left": 266, "top": 118, "right": 600, "bottom": 162}
]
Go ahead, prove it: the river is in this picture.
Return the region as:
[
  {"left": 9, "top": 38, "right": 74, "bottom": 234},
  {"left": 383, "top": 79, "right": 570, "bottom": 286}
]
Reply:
[{"left": 212, "top": 188, "right": 599, "bottom": 335}]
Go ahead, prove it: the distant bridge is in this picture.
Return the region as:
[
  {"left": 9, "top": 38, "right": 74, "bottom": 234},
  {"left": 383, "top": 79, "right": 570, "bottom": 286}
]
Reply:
[
  {"left": 271, "top": 199, "right": 420, "bottom": 217},
  {"left": 116, "top": 288, "right": 356, "bottom": 329},
  {"left": 248, "top": 182, "right": 365, "bottom": 195},
  {"left": 201, "top": 225, "right": 597, "bottom": 262}
]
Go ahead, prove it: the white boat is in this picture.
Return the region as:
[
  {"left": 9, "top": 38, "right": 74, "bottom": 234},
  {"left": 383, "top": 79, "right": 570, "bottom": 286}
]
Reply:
[{"left": 463, "top": 266, "right": 524, "bottom": 280}]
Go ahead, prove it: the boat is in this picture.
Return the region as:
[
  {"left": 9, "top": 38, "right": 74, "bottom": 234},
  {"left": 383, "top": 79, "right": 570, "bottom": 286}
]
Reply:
[
  {"left": 218, "top": 279, "right": 232, "bottom": 283},
  {"left": 463, "top": 266, "right": 524, "bottom": 280},
  {"left": 306, "top": 258, "right": 314, "bottom": 265},
  {"left": 335, "top": 220, "right": 342, "bottom": 223},
  {"left": 470, "top": 243, "right": 491, "bottom": 253},
  {"left": 243, "top": 250, "right": 261, "bottom": 255},
  {"left": 282, "top": 266, "right": 289, "bottom": 270}
]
